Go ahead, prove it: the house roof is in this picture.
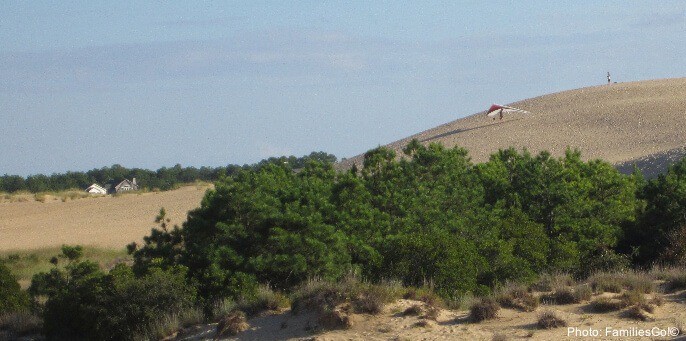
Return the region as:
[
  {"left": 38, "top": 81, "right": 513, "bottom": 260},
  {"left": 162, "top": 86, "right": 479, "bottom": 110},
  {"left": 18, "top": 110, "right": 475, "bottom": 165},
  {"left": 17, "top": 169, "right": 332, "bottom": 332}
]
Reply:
[
  {"left": 114, "top": 179, "right": 138, "bottom": 191},
  {"left": 85, "top": 183, "right": 107, "bottom": 192}
]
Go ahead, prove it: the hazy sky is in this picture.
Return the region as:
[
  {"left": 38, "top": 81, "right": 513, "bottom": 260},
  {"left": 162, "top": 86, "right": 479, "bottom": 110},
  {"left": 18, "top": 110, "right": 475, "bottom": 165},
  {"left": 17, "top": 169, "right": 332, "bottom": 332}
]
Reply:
[{"left": 2, "top": 2, "right": 685, "bottom": 176}]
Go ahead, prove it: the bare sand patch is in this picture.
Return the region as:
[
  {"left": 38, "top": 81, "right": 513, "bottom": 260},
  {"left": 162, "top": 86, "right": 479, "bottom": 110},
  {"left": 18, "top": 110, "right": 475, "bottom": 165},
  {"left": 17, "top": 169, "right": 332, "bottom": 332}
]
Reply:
[
  {"left": 0, "top": 185, "right": 209, "bottom": 251},
  {"left": 182, "top": 291, "right": 686, "bottom": 340}
]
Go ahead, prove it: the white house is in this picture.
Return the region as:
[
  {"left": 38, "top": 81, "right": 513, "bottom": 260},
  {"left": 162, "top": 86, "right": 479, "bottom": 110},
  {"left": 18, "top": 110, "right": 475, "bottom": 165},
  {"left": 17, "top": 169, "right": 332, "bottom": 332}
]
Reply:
[
  {"left": 113, "top": 178, "right": 138, "bottom": 193},
  {"left": 85, "top": 178, "right": 138, "bottom": 195},
  {"left": 85, "top": 183, "right": 107, "bottom": 195}
]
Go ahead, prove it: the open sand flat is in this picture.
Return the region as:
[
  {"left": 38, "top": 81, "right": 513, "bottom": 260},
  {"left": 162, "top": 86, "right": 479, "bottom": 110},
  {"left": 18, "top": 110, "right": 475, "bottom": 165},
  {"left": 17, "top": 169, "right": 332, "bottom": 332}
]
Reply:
[
  {"left": 183, "top": 290, "right": 686, "bottom": 340},
  {"left": 340, "top": 78, "right": 686, "bottom": 175},
  {"left": 0, "top": 185, "right": 209, "bottom": 251}
]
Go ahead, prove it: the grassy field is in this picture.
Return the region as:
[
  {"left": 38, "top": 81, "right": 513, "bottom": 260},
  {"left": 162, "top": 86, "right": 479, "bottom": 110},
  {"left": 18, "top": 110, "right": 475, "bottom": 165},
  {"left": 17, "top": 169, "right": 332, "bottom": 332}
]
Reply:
[
  {"left": 0, "top": 246, "right": 129, "bottom": 288},
  {"left": 339, "top": 77, "right": 686, "bottom": 174}
]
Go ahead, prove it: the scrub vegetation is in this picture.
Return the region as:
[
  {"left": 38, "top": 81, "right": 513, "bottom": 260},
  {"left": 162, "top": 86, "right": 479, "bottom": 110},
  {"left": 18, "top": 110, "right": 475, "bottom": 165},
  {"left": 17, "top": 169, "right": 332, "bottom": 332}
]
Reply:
[{"left": 3, "top": 142, "right": 686, "bottom": 339}]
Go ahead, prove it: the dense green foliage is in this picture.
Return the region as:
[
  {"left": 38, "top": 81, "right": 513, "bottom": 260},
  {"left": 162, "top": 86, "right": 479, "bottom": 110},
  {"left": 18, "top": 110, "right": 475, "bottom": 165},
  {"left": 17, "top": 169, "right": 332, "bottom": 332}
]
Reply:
[
  {"left": 622, "top": 158, "right": 686, "bottom": 265},
  {"left": 0, "top": 152, "right": 337, "bottom": 193},
  {"left": 29, "top": 247, "right": 195, "bottom": 341},
  {"left": 131, "top": 141, "right": 642, "bottom": 302},
  {"left": 23, "top": 142, "right": 686, "bottom": 339},
  {"left": 0, "top": 262, "right": 29, "bottom": 314}
]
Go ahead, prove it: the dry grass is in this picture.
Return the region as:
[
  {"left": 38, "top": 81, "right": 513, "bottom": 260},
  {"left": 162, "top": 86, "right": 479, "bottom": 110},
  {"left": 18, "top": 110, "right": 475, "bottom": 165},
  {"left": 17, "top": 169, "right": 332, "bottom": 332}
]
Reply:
[
  {"left": 588, "top": 289, "right": 650, "bottom": 313},
  {"left": 543, "top": 285, "right": 592, "bottom": 305},
  {"left": 319, "top": 304, "right": 354, "bottom": 330},
  {"left": 664, "top": 271, "right": 686, "bottom": 292},
  {"left": 402, "top": 304, "right": 423, "bottom": 316},
  {"left": 650, "top": 294, "right": 665, "bottom": 307},
  {"left": 496, "top": 283, "right": 539, "bottom": 312},
  {"left": 446, "top": 293, "right": 476, "bottom": 310},
  {"left": 624, "top": 304, "right": 655, "bottom": 321},
  {"left": 618, "top": 290, "right": 647, "bottom": 306},
  {"left": 0, "top": 184, "right": 209, "bottom": 251},
  {"left": 136, "top": 307, "right": 204, "bottom": 340},
  {"left": 537, "top": 310, "right": 567, "bottom": 329},
  {"left": 0, "top": 246, "right": 128, "bottom": 286},
  {"left": 424, "top": 306, "right": 440, "bottom": 321},
  {"left": 531, "top": 273, "right": 575, "bottom": 292},
  {"left": 0, "top": 191, "right": 31, "bottom": 203},
  {"left": 412, "top": 319, "right": 433, "bottom": 328},
  {"left": 573, "top": 285, "right": 593, "bottom": 302},
  {"left": 211, "top": 298, "right": 237, "bottom": 319},
  {"left": 589, "top": 297, "right": 626, "bottom": 313},
  {"left": 3, "top": 189, "right": 95, "bottom": 204},
  {"left": 469, "top": 297, "right": 500, "bottom": 322},
  {"left": 402, "top": 286, "right": 445, "bottom": 308},
  {"left": 589, "top": 271, "right": 655, "bottom": 294},
  {"left": 492, "top": 333, "right": 509, "bottom": 341},
  {"left": 216, "top": 310, "right": 249, "bottom": 337},
  {"left": 236, "top": 286, "right": 290, "bottom": 317},
  {"left": 0, "top": 310, "right": 42, "bottom": 338},
  {"left": 338, "top": 78, "right": 686, "bottom": 177},
  {"left": 290, "top": 276, "right": 401, "bottom": 317}
]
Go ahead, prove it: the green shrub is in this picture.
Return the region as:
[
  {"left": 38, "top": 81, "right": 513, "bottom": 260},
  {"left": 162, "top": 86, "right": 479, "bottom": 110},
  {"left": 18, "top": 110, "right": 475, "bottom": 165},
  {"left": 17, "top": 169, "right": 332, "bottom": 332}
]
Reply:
[
  {"left": 235, "top": 285, "right": 290, "bottom": 317},
  {"left": 0, "top": 262, "right": 29, "bottom": 313},
  {"left": 31, "top": 253, "right": 197, "bottom": 341}
]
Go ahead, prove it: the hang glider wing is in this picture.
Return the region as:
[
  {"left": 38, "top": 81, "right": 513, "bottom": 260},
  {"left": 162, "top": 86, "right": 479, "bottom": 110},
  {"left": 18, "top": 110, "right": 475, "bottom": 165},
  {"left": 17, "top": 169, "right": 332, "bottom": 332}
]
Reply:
[{"left": 486, "top": 104, "right": 531, "bottom": 119}]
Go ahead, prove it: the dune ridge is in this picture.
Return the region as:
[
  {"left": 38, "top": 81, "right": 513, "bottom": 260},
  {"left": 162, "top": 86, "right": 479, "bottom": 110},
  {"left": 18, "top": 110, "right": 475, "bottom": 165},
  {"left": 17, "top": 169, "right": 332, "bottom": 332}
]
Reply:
[{"left": 340, "top": 77, "right": 686, "bottom": 176}]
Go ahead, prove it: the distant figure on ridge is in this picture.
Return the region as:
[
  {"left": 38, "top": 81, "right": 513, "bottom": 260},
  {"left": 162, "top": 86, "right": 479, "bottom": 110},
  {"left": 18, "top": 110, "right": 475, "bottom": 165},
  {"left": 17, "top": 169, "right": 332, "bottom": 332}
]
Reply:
[{"left": 607, "top": 72, "right": 611, "bottom": 84}]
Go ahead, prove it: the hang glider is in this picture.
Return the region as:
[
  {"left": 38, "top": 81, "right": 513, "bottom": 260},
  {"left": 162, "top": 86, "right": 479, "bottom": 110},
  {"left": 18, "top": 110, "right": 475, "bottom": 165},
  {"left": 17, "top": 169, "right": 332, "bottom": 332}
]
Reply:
[{"left": 486, "top": 104, "right": 531, "bottom": 120}]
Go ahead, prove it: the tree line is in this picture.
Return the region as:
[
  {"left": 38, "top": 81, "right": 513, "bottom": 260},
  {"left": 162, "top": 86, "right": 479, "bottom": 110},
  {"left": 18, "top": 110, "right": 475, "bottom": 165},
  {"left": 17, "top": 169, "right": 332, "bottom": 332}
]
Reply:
[
  {"left": 4, "top": 141, "right": 686, "bottom": 339},
  {"left": 130, "top": 140, "right": 683, "bottom": 304},
  {"left": 0, "top": 152, "right": 337, "bottom": 193}
]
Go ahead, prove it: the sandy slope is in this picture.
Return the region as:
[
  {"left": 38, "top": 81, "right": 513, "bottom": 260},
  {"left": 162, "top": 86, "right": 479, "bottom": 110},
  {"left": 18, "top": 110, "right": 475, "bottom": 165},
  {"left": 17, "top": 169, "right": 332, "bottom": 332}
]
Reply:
[
  {"left": 0, "top": 185, "right": 209, "bottom": 251},
  {"left": 182, "top": 291, "right": 686, "bottom": 341},
  {"left": 339, "top": 78, "right": 686, "bottom": 176}
]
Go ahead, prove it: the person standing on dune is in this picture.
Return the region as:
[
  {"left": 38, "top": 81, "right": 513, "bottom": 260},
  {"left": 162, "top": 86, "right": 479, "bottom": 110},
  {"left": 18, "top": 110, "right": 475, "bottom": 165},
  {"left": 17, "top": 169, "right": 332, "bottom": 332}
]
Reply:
[{"left": 607, "top": 72, "right": 611, "bottom": 84}]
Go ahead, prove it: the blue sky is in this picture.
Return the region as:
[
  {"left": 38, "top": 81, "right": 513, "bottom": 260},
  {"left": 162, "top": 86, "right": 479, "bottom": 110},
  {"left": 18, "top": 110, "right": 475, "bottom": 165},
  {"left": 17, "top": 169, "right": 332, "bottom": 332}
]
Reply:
[{"left": 2, "top": 2, "right": 685, "bottom": 176}]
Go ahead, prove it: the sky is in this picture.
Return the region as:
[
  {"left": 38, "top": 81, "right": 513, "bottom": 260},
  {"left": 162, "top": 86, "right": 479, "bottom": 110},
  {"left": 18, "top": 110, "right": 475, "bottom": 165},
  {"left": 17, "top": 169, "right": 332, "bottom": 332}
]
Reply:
[{"left": 1, "top": 1, "right": 686, "bottom": 176}]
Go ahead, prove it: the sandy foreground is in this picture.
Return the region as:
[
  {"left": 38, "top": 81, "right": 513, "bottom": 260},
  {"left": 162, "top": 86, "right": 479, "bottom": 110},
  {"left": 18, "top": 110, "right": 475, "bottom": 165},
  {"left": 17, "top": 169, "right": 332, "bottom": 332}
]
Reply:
[
  {"left": 0, "top": 185, "right": 209, "bottom": 251},
  {"left": 179, "top": 290, "right": 686, "bottom": 341}
]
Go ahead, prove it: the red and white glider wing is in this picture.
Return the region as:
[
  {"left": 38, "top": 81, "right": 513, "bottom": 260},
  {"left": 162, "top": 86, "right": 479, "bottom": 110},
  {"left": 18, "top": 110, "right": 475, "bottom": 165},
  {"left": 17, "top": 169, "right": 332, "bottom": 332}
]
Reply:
[{"left": 486, "top": 104, "right": 530, "bottom": 118}]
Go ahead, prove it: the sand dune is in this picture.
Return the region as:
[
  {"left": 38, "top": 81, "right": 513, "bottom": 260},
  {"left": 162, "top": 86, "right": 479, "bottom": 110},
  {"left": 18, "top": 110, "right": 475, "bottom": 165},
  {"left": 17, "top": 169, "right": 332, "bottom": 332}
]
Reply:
[
  {"left": 0, "top": 185, "right": 209, "bottom": 251},
  {"left": 182, "top": 290, "right": 686, "bottom": 340},
  {"left": 339, "top": 78, "right": 686, "bottom": 176}
]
